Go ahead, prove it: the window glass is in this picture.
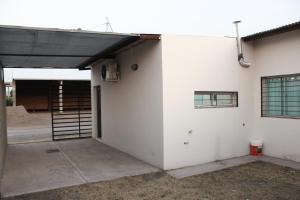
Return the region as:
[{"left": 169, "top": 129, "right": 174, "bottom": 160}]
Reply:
[
  {"left": 262, "top": 74, "right": 300, "bottom": 118},
  {"left": 194, "top": 91, "right": 238, "bottom": 108}
]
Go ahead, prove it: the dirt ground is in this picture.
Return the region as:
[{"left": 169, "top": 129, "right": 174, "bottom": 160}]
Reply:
[
  {"left": 4, "top": 161, "right": 300, "bottom": 200},
  {"left": 6, "top": 106, "right": 51, "bottom": 128}
]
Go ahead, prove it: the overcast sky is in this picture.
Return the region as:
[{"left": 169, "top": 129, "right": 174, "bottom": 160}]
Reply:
[{"left": 1, "top": 0, "right": 300, "bottom": 82}]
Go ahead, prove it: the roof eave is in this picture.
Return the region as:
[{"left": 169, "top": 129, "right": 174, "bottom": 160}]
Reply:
[
  {"left": 78, "top": 34, "right": 161, "bottom": 70},
  {"left": 242, "top": 21, "right": 300, "bottom": 42}
]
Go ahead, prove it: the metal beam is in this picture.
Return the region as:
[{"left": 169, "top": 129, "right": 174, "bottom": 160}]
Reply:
[
  {"left": 78, "top": 34, "right": 161, "bottom": 70},
  {"left": 3, "top": 65, "right": 78, "bottom": 69},
  {"left": 0, "top": 61, "right": 8, "bottom": 198},
  {"left": 0, "top": 53, "right": 94, "bottom": 58},
  {"left": 113, "top": 34, "right": 161, "bottom": 55},
  {"left": 78, "top": 36, "right": 140, "bottom": 70}
]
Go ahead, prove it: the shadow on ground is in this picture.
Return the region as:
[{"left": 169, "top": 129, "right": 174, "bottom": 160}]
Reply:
[{"left": 4, "top": 161, "right": 300, "bottom": 200}]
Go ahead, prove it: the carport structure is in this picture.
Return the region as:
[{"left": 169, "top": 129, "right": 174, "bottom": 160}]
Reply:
[{"left": 0, "top": 25, "right": 159, "bottom": 197}]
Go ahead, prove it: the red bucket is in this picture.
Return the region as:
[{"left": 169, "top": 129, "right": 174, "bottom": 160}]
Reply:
[{"left": 250, "top": 139, "right": 263, "bottom": 156}]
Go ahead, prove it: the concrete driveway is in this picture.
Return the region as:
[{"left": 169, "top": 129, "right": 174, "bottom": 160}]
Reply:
[
  {"left": 7, "top": 127, "right": 52, "bottom": 144},
  {"left": 1, "top": 139, "right": 159, "bottom": 197}
]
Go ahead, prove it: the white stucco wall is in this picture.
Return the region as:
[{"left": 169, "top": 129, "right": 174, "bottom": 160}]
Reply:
[
  {"left": 91, "top": 40, "right": 164, "bottom": 168},
  {"left": 161, "top": 35, "right": 254, "bottom": 169},
  {"left": 90, "top": 31, "right": 299, "bottom": 170},
  {"left": 250, "top": 30, "right": 300, "bottom": 162}
]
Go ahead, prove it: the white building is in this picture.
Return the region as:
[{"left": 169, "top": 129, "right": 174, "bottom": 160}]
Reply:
[
  {"left": 91, "top": 21, "right": 300, "bottom": 170},
  {"left": 0, "top": 22, "right": 299, "bottom": 183}
]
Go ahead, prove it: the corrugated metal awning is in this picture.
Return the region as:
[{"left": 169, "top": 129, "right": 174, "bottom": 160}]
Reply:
[
  {"left": 242, "top": 21, "right": 300, "bottom": 42},
  {"left": 0, "top": 25, "right": 141, "bottom": 69}
]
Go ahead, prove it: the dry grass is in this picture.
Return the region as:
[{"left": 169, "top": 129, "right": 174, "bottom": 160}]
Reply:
[{"left": 4, "top": 161, "right": 300, "bottom": 200}]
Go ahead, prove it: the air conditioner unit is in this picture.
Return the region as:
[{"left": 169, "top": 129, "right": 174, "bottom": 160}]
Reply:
[{"left": 101, "top": 60, "right": 120, "bottom": 82}]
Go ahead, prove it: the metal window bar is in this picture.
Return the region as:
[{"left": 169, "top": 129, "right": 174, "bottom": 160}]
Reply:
[{"left": 261, "top": 75, "right": 300, "bottom": 118}]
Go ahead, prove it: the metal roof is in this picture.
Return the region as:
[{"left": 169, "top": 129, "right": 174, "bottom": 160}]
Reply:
[
  {"left": 242, "top": 21, "right": 300, "bottom": 42},
  {"left": 0, "top": 25, "right": 142, "bottom": 69}
]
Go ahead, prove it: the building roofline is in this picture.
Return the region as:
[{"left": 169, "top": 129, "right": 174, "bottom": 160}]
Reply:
[
  {"left": 242, "top": 21, "right": 300, "bottom": 42},
  {"left": 0, "top": 24, "right": 161, "bottom": 70},
  {"left": 0, "top": 24, "right": 139, "bottom": 37}
]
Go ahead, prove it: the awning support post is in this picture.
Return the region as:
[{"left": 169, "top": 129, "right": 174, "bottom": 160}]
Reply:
[{"left": 0, "top": 62, "right": 8, "bottom": 198}]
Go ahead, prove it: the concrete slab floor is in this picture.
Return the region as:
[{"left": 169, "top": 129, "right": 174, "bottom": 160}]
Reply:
[
  {"left": 7, "top": 127, "right": 52, "bottom": 144},
  {"left": 168, "top": 155, "right": 300, "bottom": 179},
  {"left": 1, "top": 139, "right": 159, "bottom": 197},
  {"left": 259, "top": 155, "right": 300, "bottom": 170},
  {"left": 56, "top": 139, "right": 159, "bottom": 183}
]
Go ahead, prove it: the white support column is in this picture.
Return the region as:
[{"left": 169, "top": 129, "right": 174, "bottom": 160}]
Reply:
[{"left": 0, "top": 63, "right": 7, "bottom": 197}]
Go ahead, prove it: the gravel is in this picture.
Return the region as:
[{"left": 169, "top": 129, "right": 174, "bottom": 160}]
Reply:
[{"left": 4, "top": 161, "right": 300, "bottom": 200}]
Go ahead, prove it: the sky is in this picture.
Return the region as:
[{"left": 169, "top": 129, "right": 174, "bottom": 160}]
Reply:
[{"left": 1, "top": 0, "right": 300, "bottom": 82}]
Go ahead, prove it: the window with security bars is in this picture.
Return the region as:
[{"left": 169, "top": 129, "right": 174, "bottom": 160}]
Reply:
[
  {"left": 261, "top": 74, "right": 300, "bottom": 118},
  {"left": 194, "top": 91, "right": 238, "bottom": 108}
]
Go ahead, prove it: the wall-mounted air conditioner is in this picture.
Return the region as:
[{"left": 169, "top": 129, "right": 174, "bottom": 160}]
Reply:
[{"left": 101, "top": 60, "right": 120, "bottom": 82}]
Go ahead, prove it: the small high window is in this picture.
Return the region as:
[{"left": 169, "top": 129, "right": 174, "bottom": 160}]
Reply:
[
  {"left": 194, "top": 91, "right": 238, "bottom": 108},
  {"left": 262, "top": 74, "right": 300, "bottom": 118}
]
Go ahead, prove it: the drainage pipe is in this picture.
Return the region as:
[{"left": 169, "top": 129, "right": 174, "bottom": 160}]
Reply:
[{"left": 233, "top": 21, "right": 251, "bottom": 68}]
